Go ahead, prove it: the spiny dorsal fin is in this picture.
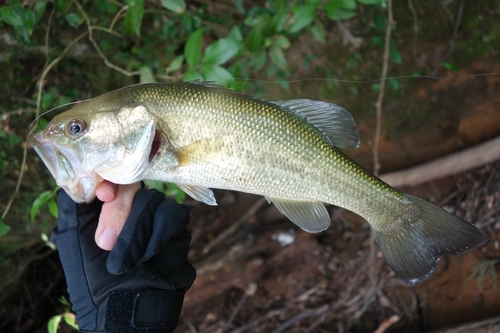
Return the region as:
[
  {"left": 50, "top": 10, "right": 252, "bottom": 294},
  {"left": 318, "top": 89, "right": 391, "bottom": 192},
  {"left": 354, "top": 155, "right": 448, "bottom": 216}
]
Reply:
[
  {"left": 272, "top": 99, "right": 360, "bottom": 149},
  {"left": 266, "top": 197, "right": 331, "bottom": 233}
]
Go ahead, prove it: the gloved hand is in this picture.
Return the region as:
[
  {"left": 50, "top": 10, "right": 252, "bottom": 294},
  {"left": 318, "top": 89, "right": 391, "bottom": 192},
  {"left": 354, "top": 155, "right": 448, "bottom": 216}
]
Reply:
[{"left": 52, "top": 187, "right": 196, "bottom": 333}]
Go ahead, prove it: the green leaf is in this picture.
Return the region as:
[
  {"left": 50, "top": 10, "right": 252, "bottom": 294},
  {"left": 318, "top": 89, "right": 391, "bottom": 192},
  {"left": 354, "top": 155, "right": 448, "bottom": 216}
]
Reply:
[
  {"left": 184, "top": 28, "right": 204, "bottom": 67},
  {"left": 325, "top": 0, "right": 356, "bottom": 10},
  {"left": 166, "top": 55, "right": 184, "bottom": 73},
  {"left": 63, "top": 313, "right": 78, "bottom": 329},
  {"left": 252, "top": 50, "right": 267, "bottom": 71},
  {"left": 24, "top": 9, "right": 36, "bottom": 32},
  {"left": 124, "top": 0, "right": 145, "bottom": 36},
  {"left": 357, "top": 0, "right": 387, "bottom": 5},
  {"left": 270, "top": 12, "right": 287, "bottom": 34},
  {"left": 340, "top": 0, "right": 357, "bottom": 9},
  {"left": 47, "top": 315, "right": 62, "bottom": 333},
  {"left": 288, "top": 4, "right": 317, "bottom": 34},
  {"left": 204, "top": 38, "right": 240, "bottom": 65},
  {"left": 48, "top": 198, "right": 58, "bottom": 219},
  {"left": 443, "top": 61, "right": 460, "bottom": 72},
  {"left": 34, "top": 2, "right": 48, "bottom": 23},
  {"left": 139, "top": 65, "right": 155, "bottom": 83},
  {"left": 372, "top": 36, "right": 384, "bottom": 47},
  {"left": 202, "top": 63, "right": 233, "bottom": 84},
  {"left": 326, "top": 7, "right": 357, "bottom": 20},
  {"left": 325, "top": 0, "right": 358, "bottom": 20},
  {"left": 182, "top": 68, "right": 203, "bottom": 81},
  {"left": 309, "top": 20, "right": 325, "bottom": 43},
  {"left": 54, "top": 0, "right": 72, "bottom": 14},
  {"left": 0, "top": 218, "right": 10, "bottom": 238},
  {"left": 65, "top": 12, "right": 82, "bottom": 28},
  {"left": 161, "top": 0, "right": 186, "bottom": 13},
  {"left": 274, "top": 35, "right": 290, "bottom": 49},
  {"left": 388, "top": 78, "right": 400, "bottom": 91},
  {"left": 373, "top": 14, "right": 387, "bottom": 32},
  {"left": 246, "top": 27, "right": 264, "bottom": 52},
  {"left": 1, "top": 7, "right": 24, "bottom": 26},
  {"left": 8, "top": 134, "right": 21, "bottom": 145},
  {"left": 389, "top": 39, "right": 401, "bottom": 64},
  {"left": 228, "top": 26, "right": 243, "bottom": 42},
  {"left": 269, "top": 45, "right": 287, "bottom": 70},
  {"left": 31, "top": 190, "right": 54, "bottom": 221},
  {"left": 166, "top": 184, "right": 186, "bottom": 204}
]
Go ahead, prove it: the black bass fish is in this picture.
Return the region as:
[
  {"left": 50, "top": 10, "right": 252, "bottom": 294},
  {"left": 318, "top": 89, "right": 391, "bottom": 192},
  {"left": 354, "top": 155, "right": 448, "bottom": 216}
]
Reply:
[{"left": 29, "top": 82, "right": 487, "bottom": 285}]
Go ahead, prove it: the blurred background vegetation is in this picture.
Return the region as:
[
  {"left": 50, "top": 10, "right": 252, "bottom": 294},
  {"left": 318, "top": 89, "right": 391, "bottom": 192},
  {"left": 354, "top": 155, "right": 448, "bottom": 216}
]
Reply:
[{"left": 1, "top": 0, "right": 499, "bottom": 332}]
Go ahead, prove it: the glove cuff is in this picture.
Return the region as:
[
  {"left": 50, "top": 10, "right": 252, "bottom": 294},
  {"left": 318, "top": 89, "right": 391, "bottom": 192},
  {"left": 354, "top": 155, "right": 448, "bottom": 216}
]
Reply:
[{"left": 104, "top": 290, "right": 184, "bottom": 333}]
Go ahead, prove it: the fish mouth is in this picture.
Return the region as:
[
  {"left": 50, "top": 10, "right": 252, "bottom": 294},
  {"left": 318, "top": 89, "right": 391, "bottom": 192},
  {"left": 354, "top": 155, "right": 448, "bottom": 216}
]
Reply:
[{"left": 29, "top": 132, "right": 89, "bottom": 203}]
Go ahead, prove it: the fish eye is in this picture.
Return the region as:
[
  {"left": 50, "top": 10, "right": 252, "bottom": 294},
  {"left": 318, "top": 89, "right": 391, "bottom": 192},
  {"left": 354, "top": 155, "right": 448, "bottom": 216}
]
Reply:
[{"left": 66, "top": 119, "right": 87, "bottom": 137}]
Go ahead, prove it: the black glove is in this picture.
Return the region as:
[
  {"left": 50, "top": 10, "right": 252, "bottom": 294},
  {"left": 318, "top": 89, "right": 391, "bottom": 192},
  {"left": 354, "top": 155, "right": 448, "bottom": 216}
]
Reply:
[{"left": 51, "top": 188, "right": 196, "bottom": 333}]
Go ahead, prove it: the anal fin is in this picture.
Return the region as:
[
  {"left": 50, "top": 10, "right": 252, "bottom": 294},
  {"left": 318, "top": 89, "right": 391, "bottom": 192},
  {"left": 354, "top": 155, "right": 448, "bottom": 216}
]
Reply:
[
  {"left": 266, "top": 197, "right": 331, "bottom": 233},
  {"left": 178, "top": 184, "right": 217, "bottom": 206}
]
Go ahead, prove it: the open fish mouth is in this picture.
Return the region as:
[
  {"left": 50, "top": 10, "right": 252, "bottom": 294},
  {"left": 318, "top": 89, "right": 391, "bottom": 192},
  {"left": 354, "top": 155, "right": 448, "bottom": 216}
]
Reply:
[{"left": 29, "top": 132, "right": 75, "bottom": 193}]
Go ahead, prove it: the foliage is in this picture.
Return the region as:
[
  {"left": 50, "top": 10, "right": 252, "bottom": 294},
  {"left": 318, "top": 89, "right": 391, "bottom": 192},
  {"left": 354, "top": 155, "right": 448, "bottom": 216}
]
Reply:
[
  {"left": 47, "top": 297, "right": 78, "bottom": 333},
  {"left": 1, "top": 0, "right": 398, "bottom": 236},
  {"left": 470, "top": 259, "right": 499, "bottom": 292}
]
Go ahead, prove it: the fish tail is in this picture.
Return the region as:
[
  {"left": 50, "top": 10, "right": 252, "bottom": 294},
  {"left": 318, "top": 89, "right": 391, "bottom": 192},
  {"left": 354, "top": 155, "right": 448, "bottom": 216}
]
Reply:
[{"left": 372, "top": 193, "right": 487, "bottom": 285}]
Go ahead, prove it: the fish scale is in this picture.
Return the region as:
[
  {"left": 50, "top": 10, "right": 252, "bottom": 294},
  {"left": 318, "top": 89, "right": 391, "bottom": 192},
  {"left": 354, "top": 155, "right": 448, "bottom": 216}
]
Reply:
[{"left": 29, "top": 81, "right": 487, "bottom": 285}]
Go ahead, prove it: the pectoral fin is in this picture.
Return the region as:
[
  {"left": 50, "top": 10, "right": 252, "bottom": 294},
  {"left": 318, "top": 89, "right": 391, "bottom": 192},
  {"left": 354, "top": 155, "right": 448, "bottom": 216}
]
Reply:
[
  {"left": 173, "top": 137, "right": 226, "bottom": 166},
  {"left": 266, "top": 197, "right": 331, "bottom": 233},
  {"left": 178, "top": 184, "right": 217, "bottom": 206}
]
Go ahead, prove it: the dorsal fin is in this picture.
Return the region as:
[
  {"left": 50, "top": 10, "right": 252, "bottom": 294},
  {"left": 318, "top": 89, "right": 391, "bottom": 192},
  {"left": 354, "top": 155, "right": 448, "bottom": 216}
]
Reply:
[{"left": 272, "top": 99, "right": 360, "bottom": 149}]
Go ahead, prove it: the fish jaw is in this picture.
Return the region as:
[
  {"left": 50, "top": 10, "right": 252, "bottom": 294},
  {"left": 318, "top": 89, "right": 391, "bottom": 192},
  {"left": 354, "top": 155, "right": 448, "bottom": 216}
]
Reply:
[{"left": 29, "top": 131, "right": 101, "bottom": 203}]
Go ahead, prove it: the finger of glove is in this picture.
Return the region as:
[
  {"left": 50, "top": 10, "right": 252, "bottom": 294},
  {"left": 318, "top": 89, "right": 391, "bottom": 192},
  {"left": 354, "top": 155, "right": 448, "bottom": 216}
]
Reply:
[
  {"left": 107, "top": 188, "right": 165, "bottom": 275},
  {"left": 52, "top": 188, "right": 102, "bottom": 234},
  {"left": 149, "top": 228, "right": 196, "bottom": 291},
  {"left": 143, "top": 199, "right": 190, "bottom": 260}
]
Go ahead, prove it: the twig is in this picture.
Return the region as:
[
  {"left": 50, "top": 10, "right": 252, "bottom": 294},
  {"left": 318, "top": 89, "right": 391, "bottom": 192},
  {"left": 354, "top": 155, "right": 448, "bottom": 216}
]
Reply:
[
  {"left": 1, "top": 10, "right": 86, "bottom": 220},
  {"left": 75, "top": 0, "right": 140, "bottom": 77},
  {"left": 228, "top": 307, "right": 290, "bottom": 333},
  {"left": 373, "top": 315, "right": 400, "bottom": 333},
  {"left": 433, "top": 0, "right": 465, "bottom": 75},
  {"left": 201, "top": 197, "right": 266, "bottom": 255},
  {"left": 110, "top": 4, "right": 128, "bottom": 31},
  {"left": 373, "top": 0, "right": 394, "bottom": 177},
  {"left": 380, "top": 135, "right": 500, "bottom": 188},
  {"left": 407, "top": 0, "right": 428, "bottom": 71},
  {"left": 271, "top": 304, "right": 330, "bottom": 333},
  {"left": 225, "top": 292, "right": 249, "bottom": 330},
  {"left": 1, "top": 141, "right": 28, "bottom": 220}
]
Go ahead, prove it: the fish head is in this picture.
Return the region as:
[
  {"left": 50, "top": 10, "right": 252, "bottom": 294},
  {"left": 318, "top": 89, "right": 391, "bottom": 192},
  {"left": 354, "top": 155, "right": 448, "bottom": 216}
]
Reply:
[{"left": 29, "top": 102, "right": 156, "bottom": 203}]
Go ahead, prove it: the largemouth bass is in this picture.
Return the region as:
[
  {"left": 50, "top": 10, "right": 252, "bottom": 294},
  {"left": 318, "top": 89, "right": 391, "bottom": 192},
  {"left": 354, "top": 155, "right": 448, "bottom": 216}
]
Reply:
[{"left": 29, "top": 81, "right": 486, "bottom": 285}]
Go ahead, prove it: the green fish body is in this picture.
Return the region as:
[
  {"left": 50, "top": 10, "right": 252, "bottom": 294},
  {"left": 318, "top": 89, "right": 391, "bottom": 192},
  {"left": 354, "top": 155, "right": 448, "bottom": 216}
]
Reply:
[{"left": 29, "top": 82, "right": 487, "bottom": 285}]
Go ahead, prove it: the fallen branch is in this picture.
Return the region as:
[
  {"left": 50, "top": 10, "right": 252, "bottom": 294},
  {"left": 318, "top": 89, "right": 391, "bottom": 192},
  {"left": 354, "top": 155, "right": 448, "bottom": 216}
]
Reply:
[
  {"left": 373, "top": 315, "right": 400, "bottom": 333},
  {"left": 380, "top": 136, "right": 500, "bottom": 188}
]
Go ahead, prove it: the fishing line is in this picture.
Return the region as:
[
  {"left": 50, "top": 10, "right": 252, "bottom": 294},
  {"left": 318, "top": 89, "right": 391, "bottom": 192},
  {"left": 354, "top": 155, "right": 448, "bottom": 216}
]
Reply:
[
  {"left": 229, "top": 72, "right": 500, "bottom": 85},
  {"left": 29, "top": 99, "right": 91, "bottom": 134},
  {"left": 28, "top": 71, "right": 500, "bottom": 129}
]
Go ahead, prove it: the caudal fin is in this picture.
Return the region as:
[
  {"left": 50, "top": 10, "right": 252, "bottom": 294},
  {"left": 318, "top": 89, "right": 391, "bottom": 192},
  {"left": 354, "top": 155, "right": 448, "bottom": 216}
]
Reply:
[{"left": 372, "top": 194, "right": 487, "bottom": 286}]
